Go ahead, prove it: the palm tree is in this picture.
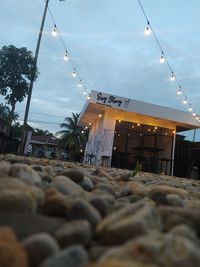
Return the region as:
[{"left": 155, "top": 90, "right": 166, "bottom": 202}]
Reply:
[
  {"left": 56, "top": 113, "right": 88, "bottom": 158},
  {"left": 33, "top": 128, "right": 51, "bottom": 136},
  {"left": 0, "top": 103, "right": 19, "bottom": 124}
]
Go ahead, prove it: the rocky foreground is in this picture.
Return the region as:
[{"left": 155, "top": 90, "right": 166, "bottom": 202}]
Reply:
[{"left": 0, "top": 154, "right": 200, "bottom": 267}]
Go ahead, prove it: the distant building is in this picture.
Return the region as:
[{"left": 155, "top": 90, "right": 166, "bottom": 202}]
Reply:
[{"left": 30, "top": 135, "right": 59, "bottom": 157}]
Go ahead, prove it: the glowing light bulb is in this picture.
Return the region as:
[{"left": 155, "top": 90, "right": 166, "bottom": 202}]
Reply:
[
  {"left": 64, "top": 53, "right": 68, "bottom": 61},
  {"left": 193, "top": 112, "right": 196, "bottom": 116},
  {"left": 72, "top": 69, "right": 76, "bottom": 77},
  {"left": 183, "top": 98, "right": 187, "bottom": 104},
  {"left": 160, "top": 52, "right": 165, "bottom": 63},
  {"left": 188, "top": 105, "right": 192, "bottom": 112},
  {"left": 99, "top": 114, "right": 102, "bottom": 118},
  {"left": 144, "top": 22, "right": 151, "bottom": 35},
  {"left": 52, "top": 27, "right": 57, "bottom": 37},
  {"left": 78, "top": 80, "right": 82, "bottom": 87},
  {"left": 83, "top": 88, "right": 87, "bottom": 95},
  {"left": 177, "top": 88, "right": 182, "bottom": 95},
  {"left": 196, "top": 117, "right": 199, "bottom": 120},
  {"left": 87, "top": 96, "right": 91, "bottom": 100},
  {"left": 170, "top": 73, "right": 175, "bottom": 81}
]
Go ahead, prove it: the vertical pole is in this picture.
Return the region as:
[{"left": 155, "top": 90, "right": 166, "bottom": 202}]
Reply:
[
  {"left": 171, "top": 130, "right": 176, "bottom": 176},
  {"left": 192, "top": 129, "right": 196, "bottom": 142},
  {"left": 20, "top": 0, "right": 50, "bottom": 154}
]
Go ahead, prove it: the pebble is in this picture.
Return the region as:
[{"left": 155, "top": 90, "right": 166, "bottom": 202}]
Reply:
[
  {"left": 0, "top": 154, "right": 200, "bottom": 267},
  {"left": 55, "top": 219, "right": 92, "bottom": 247},
  {"left": 22, "top": 233, "right": 59, "bottom": 267},
  {"left": 0, "top": 227, "right": 28, "bottom": 267},
  {"left": 9, "top": 163, "right": 42, "bottom": 186},
  {"left": 38, "top": 245, "right": 88, "bottom": 267}
]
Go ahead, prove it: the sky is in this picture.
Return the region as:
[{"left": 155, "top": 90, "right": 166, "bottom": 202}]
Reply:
[{"left": 0, "top": 0, "right": 200, "bottom": 140}]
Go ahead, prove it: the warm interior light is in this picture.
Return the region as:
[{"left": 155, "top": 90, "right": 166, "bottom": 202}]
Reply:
[
  {"left": 99, "top": 114, "right": 102, "bottom": 118},
  {"left": 173, "top": 130, "right": 176, "bottom": 134},
  {"left": 137, "top": 123, "right": 140, "bottom": 126},
  {"left": 118, "top": 120, "right": 121, "bottom": 123},
  {"left": 154, "top": 126, "right": 157, "bottom": 130},
  {"left": 89, "top": 122, "right": 91, "bottom": 126}
]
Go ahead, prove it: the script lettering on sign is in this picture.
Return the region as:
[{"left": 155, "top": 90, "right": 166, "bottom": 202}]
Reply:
[{"left": 96, "top": 92, "right": 130, "bottom": 108}]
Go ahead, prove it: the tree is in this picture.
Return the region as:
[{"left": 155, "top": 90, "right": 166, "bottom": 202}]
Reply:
[
  {"left": 56, "top": 113, "right": 88, "bottom": 158},
  {"left": 0, "top": 103, "right": 19, "bottom": 124},
  {"left": 33, "top": 128, "right": 51, "bottom": 136},
  {"left": 0, "top": 45, "right": 39, "bottom": 130}
]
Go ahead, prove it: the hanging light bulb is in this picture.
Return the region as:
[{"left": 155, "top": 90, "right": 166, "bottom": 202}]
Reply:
[
  {"left": 170, "top": 72, "right": 175, "bottom": 81},
  {"left": 51, "top": 25, "right": 57, "bottom": 37},
  {"left": 159, "top": 52, "right": 165, "bottom": 63},
  {"left": 72, "top": 68, "right": 77, "bottom": 77},
  {"left": 177, "top": 88, "right": 182, "bottom": 95},
  {"left": 188, "top": 105, "right": 192, "bottom": 112},
  {"left": 78, "top": 80, "right": 82, "bottom": 87},
  {"left": 83, "top": 88, "right": 87, "bottom": 95},
  {"left": 196, "top": 116, "right": 199, "bottom": 120},
  {"left": 64, "top": 51, "right": 68, "bottom": 61},
  {"left": 87, "top": 95, "right": 91, "bottom": 100},
  {"left": 144, "top": 21, "right": 151, "bottom": 35},
  {"left": 193, "top": 111, "right": 196, "bottom": 116},
  {"left": 183, "top": 97, "right": 187, "bottom": 104}
]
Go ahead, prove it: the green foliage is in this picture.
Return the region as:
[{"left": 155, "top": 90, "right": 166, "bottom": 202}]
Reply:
[
  {"left": 0, "top": 45, "right": 38, "bottom": 126},
  {"left": 0, "top": 103, "right": 19, "bottom": 124},
  {"left": 132, "top": 160, "right": 142, "bottom": 177},
  {"left": 33, "top": 128, "right": 51, "bottom": 136},
  {"left": 56, "top": 112, "right": 88, "bottom": 156}
]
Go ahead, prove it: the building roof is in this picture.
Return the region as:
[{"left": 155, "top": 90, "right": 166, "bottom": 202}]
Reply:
[
  {"left": 78, "top": 90, "right": 200, "bottom": 132},
  {"left": 31, "top": 135, "right": 59, "bottom": 145}
]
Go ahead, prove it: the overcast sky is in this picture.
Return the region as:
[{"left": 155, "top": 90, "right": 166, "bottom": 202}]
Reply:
[{"left": 1, "top": 0, "right": 200, "bottom": 139}]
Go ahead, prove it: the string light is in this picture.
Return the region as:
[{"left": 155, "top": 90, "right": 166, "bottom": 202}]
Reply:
[
  {"left": 78, "top": 80, "right": 82, "bottom": 87},
  {"left": 177, "top": 88, "right": 182, "bottom": 95},
  {"left": 83, "top": 88, "right": 87, "bottom": 95},
  {"left": 137, "top": 0, "right": 199, "bottom": 123},
  {"left": 183, "top": 97, "right": 187, "bottom": 104},
  {"left": 170, "top": 72, "right": 175, "bottom": 81},
  {"left": 51, "top": 24, "right": 57, "bottom": 36},
  {"left": 63, "top": 51, "right": 68, "bottom": 61},
  {"left": 144, "top": 21, "right": 151, "bottom": 35},
  {"left": 72, "top": 68, "right": 77, "bottom": 78},
  {"left": 193, "top": 111, "right": 196, "bottom": 116},
  {"left": 159, "top": 52, "right": 165, "bottom": 63}
]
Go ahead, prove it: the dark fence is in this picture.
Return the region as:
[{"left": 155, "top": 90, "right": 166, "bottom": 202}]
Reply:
[
  {"left": 0, "top": 132, "right": 20, "bottom": 154},
  {"left": 174, "top": 136, "right": 200, "bottom": 179}
]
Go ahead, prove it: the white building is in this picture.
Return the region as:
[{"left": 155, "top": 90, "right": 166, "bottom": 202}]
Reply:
[{"left": 78, "top": 90, "right": 199, "bottom": 175}]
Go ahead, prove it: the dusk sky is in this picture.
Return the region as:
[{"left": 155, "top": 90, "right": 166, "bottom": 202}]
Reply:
[{"left": 1, "top": 0, "right": 200, "bottom": 139}]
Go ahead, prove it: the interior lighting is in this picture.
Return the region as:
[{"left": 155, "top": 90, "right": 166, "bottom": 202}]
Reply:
[
  {"left": 99, "top": 114, "right": 102, "bottom": 118},
  {"left": 148, "top": 128, "right": 151, "bottom": 132},
  {"left": 51, "top": 25, "right": 57, "bottom": 37},
  {"left": 144, "top": 21, "right": 151, "bottom": 35},
  {"left": 159, "top": 52, "right": 165, "bottom": 63},
  {"left": 170, "top": 72, "right": 175, "bottom": 81},
  {"left": 137, "top": 123, "right": 140, "bottom": 126},
  {"left": 72, "top": 68, "right": 77, "bottom": 77},
  {"left": 89, "top": 122, "right": 92, "bottom": 126},
  {"left": 173, "top": 130, "right": 176, "bottom": 134},
  {"left": 154, "top": 126, "right": 157, "bottom": 130},
  {"left": 64, "top": 52, "right": 68, "bottom": 61},
  {"left": 118, "top": 120, "right": 121, "bottom": 123}
]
